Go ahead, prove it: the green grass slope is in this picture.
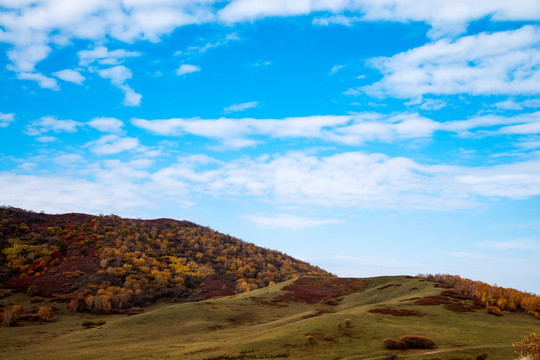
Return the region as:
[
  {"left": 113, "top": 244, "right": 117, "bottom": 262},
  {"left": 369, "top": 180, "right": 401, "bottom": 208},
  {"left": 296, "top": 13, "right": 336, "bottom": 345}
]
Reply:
[{"left": 1, "top": 276, "right": 539, "bottom": 360}]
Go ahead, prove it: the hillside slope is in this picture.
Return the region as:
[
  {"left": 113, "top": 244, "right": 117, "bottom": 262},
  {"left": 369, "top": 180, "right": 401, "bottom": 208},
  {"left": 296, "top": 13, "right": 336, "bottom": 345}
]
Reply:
[
  {"left": 0, "top": 207, "right": 331, "bottom": 312},
  {"left": 1, "top": 276, "right": 539, "bottom": 360}
]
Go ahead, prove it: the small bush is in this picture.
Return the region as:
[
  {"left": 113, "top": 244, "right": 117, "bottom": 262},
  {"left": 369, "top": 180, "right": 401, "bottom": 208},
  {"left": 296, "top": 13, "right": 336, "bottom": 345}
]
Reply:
[
  {"left": 475, "top": 352, "right": 488, "bottom": 360},
  {"left": 337, "top": 321, "right": 343, "bottom": 330},
  {"left": 383, "top": 338, "right": 406, "bottom": 350},
  {"left": 26, "top": 285, "right": 38, "bottom": 297},
  {"left": 343, "top": 318, "right": 352, "bottom": 328},
  {"left": 486, "top": 305, "right": 502, "bottom": 316},
  {"left": 306, "top": 335, "right": 315, "bottom": 344},
  {"left": 399, "top": 335, "right": 436, "bottom": 349},
  {"left": 383, "top": 335, "right": 436, "bottom": 350}
]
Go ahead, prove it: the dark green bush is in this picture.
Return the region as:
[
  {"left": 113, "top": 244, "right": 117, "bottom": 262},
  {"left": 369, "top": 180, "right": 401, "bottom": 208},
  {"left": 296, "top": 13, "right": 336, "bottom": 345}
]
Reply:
[
  {"left": 383, "top": 338, "right": 406, "bottom": 350},
  {"left": 399, "top": 335, "right": 436, "bottom": 349}
]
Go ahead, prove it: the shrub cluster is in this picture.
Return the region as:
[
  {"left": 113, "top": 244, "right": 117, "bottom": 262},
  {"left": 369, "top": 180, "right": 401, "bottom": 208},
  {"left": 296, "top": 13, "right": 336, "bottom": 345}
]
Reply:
[
  {"left": 383, "top": 335, "right": 436, "bottom": 350},
  {"left": 81, "top": 320, "right": 106, "bottom": 328},
  {"left": 513, "top": 332, "right": 540, "bottom": 360}
]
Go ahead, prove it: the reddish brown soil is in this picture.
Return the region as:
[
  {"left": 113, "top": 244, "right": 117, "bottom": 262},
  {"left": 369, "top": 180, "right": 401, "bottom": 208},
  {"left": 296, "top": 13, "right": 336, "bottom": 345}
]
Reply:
[
  {"left": 369, "top": 308, "right": 421, "bottom": 316},
  {"left": 278, "top": 277, "right": 366, "bottom": 304}
]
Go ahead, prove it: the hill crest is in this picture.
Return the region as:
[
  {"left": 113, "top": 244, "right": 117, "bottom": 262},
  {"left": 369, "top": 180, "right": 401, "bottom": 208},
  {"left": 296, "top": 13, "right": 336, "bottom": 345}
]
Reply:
[{"left": 0, "top": 207, "right": 331, "bottom": 313}]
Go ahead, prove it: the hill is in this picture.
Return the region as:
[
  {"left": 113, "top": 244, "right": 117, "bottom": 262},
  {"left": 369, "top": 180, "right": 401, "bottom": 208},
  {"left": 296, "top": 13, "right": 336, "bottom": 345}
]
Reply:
[
  {"left": 1, "top": 275, "right": 539, "bottom": 359},
  {"left": 0, "top": 207, "right": 331, "bottom": 313}
]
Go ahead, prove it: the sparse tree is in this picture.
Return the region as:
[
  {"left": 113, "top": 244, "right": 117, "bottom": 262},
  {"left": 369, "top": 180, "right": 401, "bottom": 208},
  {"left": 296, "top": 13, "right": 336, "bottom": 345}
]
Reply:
[
  {"left": 343, "top": 318, "right": 352, "bottom": 328},
  {"left": 37, "top": 306, "right": 55, "bottom": 324},
  {"left": 306, "top": 334, "right": 315, "bottom": 344},
  {"left": 513, "top": 332, "right": 540, "bottom": 360}
]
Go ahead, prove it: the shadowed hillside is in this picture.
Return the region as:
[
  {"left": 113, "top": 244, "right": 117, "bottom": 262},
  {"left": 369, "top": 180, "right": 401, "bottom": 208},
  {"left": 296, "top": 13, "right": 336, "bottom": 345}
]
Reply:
[{"left": 0, "top": 207, "right": 331, "bottom": 313}]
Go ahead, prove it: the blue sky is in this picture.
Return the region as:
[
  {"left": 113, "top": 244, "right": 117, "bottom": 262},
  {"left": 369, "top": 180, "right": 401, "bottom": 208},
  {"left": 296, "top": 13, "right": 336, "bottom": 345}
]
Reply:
[{"left": 1, "top": 1, "right": 540, "bottom": 293}]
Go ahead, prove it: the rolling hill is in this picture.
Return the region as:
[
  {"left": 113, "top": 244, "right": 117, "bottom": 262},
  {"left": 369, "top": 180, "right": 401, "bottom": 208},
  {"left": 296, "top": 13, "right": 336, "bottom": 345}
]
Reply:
[
  {"left": 0, "top": 207, "right": 330, "bottom": 313},
  {"left": 1, "top": 275, "right": 539, "bottom": 359},
  {"left": 1, "top": 208, "right": 540, "bottom": 360}
]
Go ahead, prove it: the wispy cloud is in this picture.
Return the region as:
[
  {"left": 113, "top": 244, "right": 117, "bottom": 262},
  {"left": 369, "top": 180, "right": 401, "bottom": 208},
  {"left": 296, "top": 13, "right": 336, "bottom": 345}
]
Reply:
[
  {"left": 330, "top": 64, "right": 345, "bottom": 75},
  {"left": 176, "top": 64, "right": 201, "bottom": 76},
  {"left": 78, "top": 46, "right": 141, "bottom": 66},
  {"left": 25, "top": 116, "right": 82, "bottom": 136},
  {"left": 223, "top": 101, "right": 258, "bottom": 113},
  {"left": 86, "top": 135, "right": 142, "bottom": 155},
  {"left": 244, "top": 214, "right": 342, "bottom": 229},
  {"left": 0, "top": 113, "right": 15, "bottom": 128}
]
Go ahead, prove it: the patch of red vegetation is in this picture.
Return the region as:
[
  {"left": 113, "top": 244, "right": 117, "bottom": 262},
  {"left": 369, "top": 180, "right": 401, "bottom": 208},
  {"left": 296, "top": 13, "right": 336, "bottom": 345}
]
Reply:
[
  {"left": 199, "top": 277, "right": 236, "bottom": 299},
  {"left": 441, "top": 290, "right": 472, "bottom": 300},
  {"left": 415, "top": 295, "right": 451, "bottom": 305},
  {"left": 377, "top": 283, "right": 394, "bottom": 290},
  {"left": 369, "top": 308, "right": 421, "bottom": 316},
  {"left": 278, "top": 277, "right": 366, "bottom": 304},
  {"left": 3, "top": 253, "right": 98, "bottom": 296},
  {"left": 434, "top": 283, "right": 449, "bottom": 288},
  {"left": 444, "top": 302, "right": 476, "bottom": 313}
]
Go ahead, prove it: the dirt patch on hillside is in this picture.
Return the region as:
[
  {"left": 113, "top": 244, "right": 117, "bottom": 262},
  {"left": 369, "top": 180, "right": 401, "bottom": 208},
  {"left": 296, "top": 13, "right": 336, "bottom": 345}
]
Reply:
[
  {"left": 369, "top": 308, "right": 421, "bottom": 316},
  {"left": 277, "top": 277, "right": 366, "bottom": 304}
]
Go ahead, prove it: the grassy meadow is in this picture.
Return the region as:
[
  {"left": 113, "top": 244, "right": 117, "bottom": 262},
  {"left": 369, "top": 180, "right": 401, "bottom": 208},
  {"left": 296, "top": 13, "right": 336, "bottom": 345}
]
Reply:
[{"left": 1, "top": 276, "right": 539, "bottom": 360}]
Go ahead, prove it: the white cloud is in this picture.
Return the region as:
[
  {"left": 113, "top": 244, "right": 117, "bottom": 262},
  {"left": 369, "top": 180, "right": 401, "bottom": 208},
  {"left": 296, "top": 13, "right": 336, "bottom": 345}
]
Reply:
[
  {"left": 36, "top": 136, "right": 58, "bottom": 142},
  {"left": 98, "top": 66, "right": 142, "bottom": 106},
  {"left": 98, "top": 65, "right": 132, "bottom": 85},
  {"left": 220, "top": 0, "right": 540, "bottom": 38},
  {"left": 142, "top": 152, "right": 540, "bottom": 210},
  {"left": 52, "top": 69, "right": 85, "bottom": 84},
  {"left": 360, "top": 26, "right": 540, "bottom": 99},
  {"left": 177, "top": 32, "right": 240, "bottom": 56},
  {"left": 330, "top": 64, "right": 345, "bottom": 75},
  {"left": 25, "top": 116, "right": 81, "bottom": 136},
  {"left": 0, "top": 113, "right": 15, "bottom": 128},
  {"left": 87, "top": 117, "right": 124, "bottom": 133},
  {"left": 132, "top": 111, "right": 540, "bottom": 146},
  {"left": 3, "top": 150, "right": 540, "bottom": 218},
  {"left": 87, "top": 135, "right": 142, "bottom": 155},
  {"left": 223, "top": 101, "right": 258, "bottom": 113},
  {"left": 244, "top": 214, "right": 342, "bottom": 229},
  {"left": 16, "top": 72, "right": 59, "bottom": 90},
  {"left": 176, "top": 64, "right": 201, "bottom": 76},
  {"left": 1, "top": 0, "right": 539, "bottom": 86},
  {"left": 313, "top": 15, "right": 362, "bottom": 27},
  {"left": 78, "top": 46, "right": 141, "bottom": 66}
]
